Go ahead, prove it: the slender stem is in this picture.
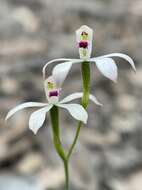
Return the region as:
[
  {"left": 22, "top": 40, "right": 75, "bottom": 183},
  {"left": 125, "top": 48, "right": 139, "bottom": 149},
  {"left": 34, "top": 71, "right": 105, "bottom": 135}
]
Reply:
[
  {"left": 50, "top": 106, "right": 66, "bottom": 161},
  {"left": 50, "top": 61, "right": 90, "bottom": 189},
  {"left": 67, "top": 122, "right": 82, "bottom": 159},
  {"left": 81, "top": 61, "right": 91, "bottom": 109},
  {"left": 50, "top": 106, "right": 69, "bottom": 189},
  {"left": 63, "top": 160, "right": 69, "bottom": 190},
  {"left": 67, "top": 61, "right": 90, "bottom": 160}
]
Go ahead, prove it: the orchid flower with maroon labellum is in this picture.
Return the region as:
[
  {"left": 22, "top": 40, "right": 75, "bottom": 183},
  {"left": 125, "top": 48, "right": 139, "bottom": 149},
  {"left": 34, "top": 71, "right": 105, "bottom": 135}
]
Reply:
[
  {"left": 6, "top": 74, "right": 102, "bottom": 134},
  {"left": 5, "top": 71, "right": 102, "bottom": 190},
  {"left": 6, "top": 25, "right": 136, "bottom": 190},
  {"left": 43, "top": 25, "right": 136, "bottom": 83},
  {"left": 41, "top": 26, "right": 136, "bottom": 190}
]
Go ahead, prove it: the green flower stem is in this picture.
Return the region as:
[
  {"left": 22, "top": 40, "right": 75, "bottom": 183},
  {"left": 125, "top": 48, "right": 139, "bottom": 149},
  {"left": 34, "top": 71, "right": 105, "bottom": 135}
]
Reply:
[
  {"left": 50, "top": 61, "right": 90, "bottom": 189},
  {"left": 64, "top": 160, "right": 69, "bottom": 190},
  {"left": 67, "top": 61, "right": 90, "bottom": 160},
  {"left": 50, "top": 106, "right": 69, "bottom": 190},
  {"left": 81, "top": 61, "right": 91, "bottom": 109},
  {"left": 67, "top": 121, "right": 82, "bottom": 159},
  {"left": 50, "top": 106, "right": 66, "bottom": 161}
]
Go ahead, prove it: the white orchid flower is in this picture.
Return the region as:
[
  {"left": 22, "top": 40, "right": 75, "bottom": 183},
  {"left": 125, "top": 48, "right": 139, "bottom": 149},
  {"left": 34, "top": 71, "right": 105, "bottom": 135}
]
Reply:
[
  {"left": 43, "top": 25, "right": 136, "bottom": 83},
  {"left": 6, "top": 73, "right": 102, "bottom": 134}
]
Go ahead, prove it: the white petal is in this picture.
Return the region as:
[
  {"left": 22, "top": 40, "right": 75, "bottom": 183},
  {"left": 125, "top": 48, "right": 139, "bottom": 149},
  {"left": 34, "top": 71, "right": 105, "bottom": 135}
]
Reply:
[
  {"left": 58, "top": 103, "right": 88, "bottom": 124},
  {"left": 93, "top": 53, "right": 136, "bottom": 71},
  {"left": 95, "top": 58, "right": 118, "bottom": 82},
  {"left": 42, "top": 58, "right": 71, "bottom": 79},
  {"left": 5, "top": 102, "right": 48, "bottom": 120},
  {"left": 29, "top": 104, "right": 53, "bottom": 134},
  {"left": 60, "top": 92, "right": 102, "bottom": 106},
  {"left": 52, "top": 61, "right": 72, "bottom": 87}
]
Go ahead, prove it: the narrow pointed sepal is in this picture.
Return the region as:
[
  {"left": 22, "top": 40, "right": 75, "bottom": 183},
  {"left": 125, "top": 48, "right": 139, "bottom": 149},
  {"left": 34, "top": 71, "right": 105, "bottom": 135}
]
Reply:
[
  {"left": 60, "top": 92, "right": 102, "bottom": 106},
  {"left": 42, "top": 58, "right": 71, "bottom": 79},
  {"left": 5, "top": 102, "right": 48, "bottom": 121},
  {"left": 89, "top": 94, "right": 103, "bottom": 106}
]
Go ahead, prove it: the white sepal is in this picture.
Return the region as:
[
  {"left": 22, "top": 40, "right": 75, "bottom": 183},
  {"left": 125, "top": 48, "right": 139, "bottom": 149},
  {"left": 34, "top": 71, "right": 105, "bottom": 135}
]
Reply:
[
  {"left": 42, "top": 58, "right": 71, "bottom": 79},
  {"left": 5, "top": 102, "right": 48, "bottom": 120},
  {"left": 58, "top": 103, "right": 88, "bottom": 124},
  {"left": 89, "top": 94, "right": 103, "bottom": 106},
  {"left": 60, "top": 92, "right": 102, "bottom": 106},
  {"left": 29, "top": 104, "right": 53, "bottom": 134},
  {"left": 52, "top": 61, "right": 72, "bottom": 87},
  {"left": 94, "top": 53, "right": 136, "bottom": 71},
  {"left": 95, "top": 57, "right": 118, "bottom": 82}
]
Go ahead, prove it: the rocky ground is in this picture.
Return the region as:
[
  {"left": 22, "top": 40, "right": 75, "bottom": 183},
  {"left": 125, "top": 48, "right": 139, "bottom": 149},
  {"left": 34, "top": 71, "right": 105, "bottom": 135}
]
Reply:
[{"left": 0, "top": 0, "right": 142, "bottom": 189}]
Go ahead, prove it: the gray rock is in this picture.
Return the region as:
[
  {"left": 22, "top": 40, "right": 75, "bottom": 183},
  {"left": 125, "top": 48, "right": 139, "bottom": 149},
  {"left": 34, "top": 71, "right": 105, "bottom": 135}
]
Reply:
[{"left": 0, "top": 173, "right": 41, "bottom": 190}]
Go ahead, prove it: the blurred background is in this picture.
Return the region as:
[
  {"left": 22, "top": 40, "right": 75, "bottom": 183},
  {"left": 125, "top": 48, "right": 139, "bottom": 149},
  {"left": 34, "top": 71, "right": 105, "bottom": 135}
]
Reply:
[{"left": 0, "top": 0, "right": 142, "bottom": 189}]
